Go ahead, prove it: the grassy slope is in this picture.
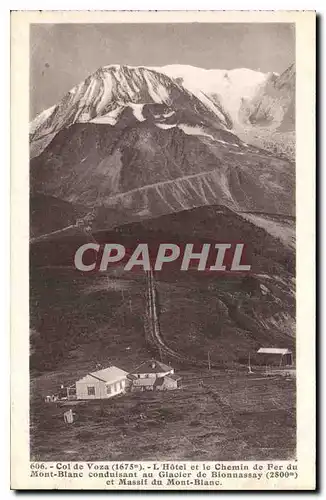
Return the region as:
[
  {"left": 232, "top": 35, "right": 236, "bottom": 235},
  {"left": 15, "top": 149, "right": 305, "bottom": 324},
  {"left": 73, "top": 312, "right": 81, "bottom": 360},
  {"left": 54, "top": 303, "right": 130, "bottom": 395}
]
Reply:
[
  {"left": 30, "top": 267, "right": 295, "bottom": 378},
  {"left": 31, "top": 373, "right": 295, "bottom": 461},
  {"left": 30, "top": 266, "right": 295, "bottom": 462},
  {"left": 30, "top": 203, "right": 295, "bottom": 461}
]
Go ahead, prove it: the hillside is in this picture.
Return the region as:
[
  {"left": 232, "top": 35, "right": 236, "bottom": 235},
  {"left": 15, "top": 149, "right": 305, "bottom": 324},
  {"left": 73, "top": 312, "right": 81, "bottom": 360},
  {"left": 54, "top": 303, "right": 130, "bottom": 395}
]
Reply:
[
  {"left": 30, "top": 203, "right": 295, "bottom": 376},
  {"left": 30, "top": 119, "right": 294, "bottom": 238}
]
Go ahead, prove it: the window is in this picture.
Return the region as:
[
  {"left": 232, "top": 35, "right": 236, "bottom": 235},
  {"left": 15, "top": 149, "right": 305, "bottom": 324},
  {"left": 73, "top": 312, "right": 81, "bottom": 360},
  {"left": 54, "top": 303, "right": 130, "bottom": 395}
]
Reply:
[
  {"left": 87, "top": 386, "right": 95, "bottom": 396},
  {"left": 106, "top": 385, "right": 112, "bottom": 395}
]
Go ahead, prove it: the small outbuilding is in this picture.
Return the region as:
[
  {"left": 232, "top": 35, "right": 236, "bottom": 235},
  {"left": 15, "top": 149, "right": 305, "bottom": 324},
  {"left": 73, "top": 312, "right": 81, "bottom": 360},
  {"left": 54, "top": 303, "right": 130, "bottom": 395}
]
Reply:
[
  {"left": 155, "top": 373, "right": 182, "bottom": 390},
  {"left": 75, "top": 365, "right": 128, "bottom": 400},
  {"left": 257, "top": 348, "right": 293, "bottom": 367}
]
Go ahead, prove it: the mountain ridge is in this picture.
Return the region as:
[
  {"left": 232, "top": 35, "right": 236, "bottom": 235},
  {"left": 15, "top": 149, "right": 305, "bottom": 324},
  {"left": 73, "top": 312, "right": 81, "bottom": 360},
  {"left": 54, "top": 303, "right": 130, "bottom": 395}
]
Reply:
[
  {"left": 239, "top": 63, "right": 295, "bottom": 131},
  {"left": 157, "top": 64, "right": 274, "bottom": 125},
  {"left": 30, "top": 64, "right": 234, "bottom": 158},
  {"left": 31, "top": 117, "right": 294, "bottom": 229},
  {"left": 30, "top": 62, "right": 295, "bottom": 245}
]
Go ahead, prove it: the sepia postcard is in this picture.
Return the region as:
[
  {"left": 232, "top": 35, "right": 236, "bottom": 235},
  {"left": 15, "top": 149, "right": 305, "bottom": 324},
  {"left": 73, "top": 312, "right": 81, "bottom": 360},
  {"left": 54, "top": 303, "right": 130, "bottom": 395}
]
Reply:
[{"left": 11, "top": 10, "right": 316, "bottom": 490}]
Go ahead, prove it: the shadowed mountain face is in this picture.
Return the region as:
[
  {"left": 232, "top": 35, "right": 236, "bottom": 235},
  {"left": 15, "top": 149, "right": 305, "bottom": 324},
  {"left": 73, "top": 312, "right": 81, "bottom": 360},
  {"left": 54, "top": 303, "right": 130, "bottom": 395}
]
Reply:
[
  {"left": 31, "top": 204, "right": 295, "bottom": 275},
  {"left": 239, "top": 64, "right": 295, "bottom": 131},
  {"left": 31, "top": 118, "right": 294, "bottom": 236}
]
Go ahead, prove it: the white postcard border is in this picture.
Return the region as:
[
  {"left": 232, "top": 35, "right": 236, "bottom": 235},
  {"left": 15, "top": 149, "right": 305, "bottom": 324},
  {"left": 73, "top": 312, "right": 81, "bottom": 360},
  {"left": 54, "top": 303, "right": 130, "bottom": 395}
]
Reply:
[{"left": 11, "top": 10, "right": 316, "bottom": 490}]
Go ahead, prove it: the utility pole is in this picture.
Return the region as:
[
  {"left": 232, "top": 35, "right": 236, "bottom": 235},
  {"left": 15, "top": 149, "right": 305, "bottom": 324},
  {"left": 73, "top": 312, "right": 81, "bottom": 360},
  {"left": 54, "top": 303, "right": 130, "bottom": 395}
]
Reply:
[
  {"left": 121, "top": 290, "right": 125, "bottom": 325},
  {"left": 159, "top": 345, "right": 163, "bottom": 363},
  {"left": 248, "top": 352, "right": 253, "bottom": 373},
  {"left": 129, "top": 296, "right": 132, "bottom": 313},
  {"left": 208, "top": 351, "right": 211, "bottom": 371}
]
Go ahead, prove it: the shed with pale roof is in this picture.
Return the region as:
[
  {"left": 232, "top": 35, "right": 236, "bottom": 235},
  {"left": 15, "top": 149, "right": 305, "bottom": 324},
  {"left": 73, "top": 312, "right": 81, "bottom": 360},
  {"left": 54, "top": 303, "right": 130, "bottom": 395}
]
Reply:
[{"left": 257, "top": 348, "right": 293, "bottom": 366}]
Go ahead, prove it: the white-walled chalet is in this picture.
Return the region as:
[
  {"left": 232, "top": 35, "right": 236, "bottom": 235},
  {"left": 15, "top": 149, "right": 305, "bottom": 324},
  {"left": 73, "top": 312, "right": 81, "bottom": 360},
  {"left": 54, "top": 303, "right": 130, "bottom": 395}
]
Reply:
[{"left": 75, "top": 365, "right": 128, "bottom": 400}]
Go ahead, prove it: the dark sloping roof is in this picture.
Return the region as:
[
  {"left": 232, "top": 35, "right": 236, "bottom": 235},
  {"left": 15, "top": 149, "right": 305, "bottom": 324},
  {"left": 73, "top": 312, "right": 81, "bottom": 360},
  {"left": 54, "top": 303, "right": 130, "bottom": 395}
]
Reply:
[{"left": 131, "top": 359, "right": 173, "bottom": 375}]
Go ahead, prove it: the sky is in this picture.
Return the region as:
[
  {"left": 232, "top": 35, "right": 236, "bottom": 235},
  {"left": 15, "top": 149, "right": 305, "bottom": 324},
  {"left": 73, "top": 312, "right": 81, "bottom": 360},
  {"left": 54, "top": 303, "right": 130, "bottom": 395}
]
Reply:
[{"left": 30, "top": 23, "right": 295, "bottom": 118}]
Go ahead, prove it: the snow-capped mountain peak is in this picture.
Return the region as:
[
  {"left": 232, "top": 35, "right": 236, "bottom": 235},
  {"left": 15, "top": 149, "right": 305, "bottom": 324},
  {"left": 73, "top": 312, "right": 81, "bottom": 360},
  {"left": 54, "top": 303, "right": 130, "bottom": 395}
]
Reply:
[
  {"left": 157, "top": 64, "right": 274, "bottom": 123},
  {"left": 30, "top": 64, "right": 233, "bottom": 158}
]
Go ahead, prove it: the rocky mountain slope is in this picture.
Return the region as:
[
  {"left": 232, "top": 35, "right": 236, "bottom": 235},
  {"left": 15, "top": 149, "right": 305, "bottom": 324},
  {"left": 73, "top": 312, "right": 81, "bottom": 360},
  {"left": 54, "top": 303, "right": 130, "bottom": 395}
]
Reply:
[
  {"left": 31, "top": 118, "right": 294, "bottom": 227},
  {"left": 30, "top": 64, "right": 295, "bottom": 240},
  {"left": 239, "top": 63, "right": 295, "bottom": 131},
  {"left": 30, "top": 63, "right": 295, "bottom": 156},
  {"left": 157, "top": 63, "right": 295, "bottom": 160},
  {"left": 30, "top": 65, "right": 232, "bottom": 159}
]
